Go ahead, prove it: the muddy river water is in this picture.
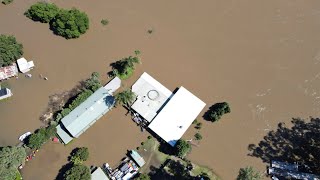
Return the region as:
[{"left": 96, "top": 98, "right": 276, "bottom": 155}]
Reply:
[{"left": 1, "top": 0, "right": 320, "bottom": 179}]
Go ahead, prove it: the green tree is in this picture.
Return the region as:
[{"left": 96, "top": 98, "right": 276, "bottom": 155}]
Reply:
[
  {"left": 174, "top": 139, "right": 191, "bottom": 158},
  {"left": 134, "top": 173, "right": 150, "bottom": 180},
  {"left": 84, "top": 72, "right": 102, "bottom": 91},
  {"left": 237, "top": 166, "right": 262, "bottom": 180},
  {"left": 27, "top": 126, "right": 56, "bottom": 149},
  {"left": 115, "top": 89, "right": 136, "bottom": 107},
  {"left": 25, "top": 2, "right": 59, "bottom": 23},
  {"left": 63, "top": 164, "right": 90, "bottom": 180},
  {"left": 0, "top": 146, "right": 26, "bottom": 180},
  {"left": 50, "top": 8, "right": 89, "bottom": 39},
  {"left": 70, "top": 147, "right": 89, "bottom": 164},
  {"left": 0, "top": 35, "right": 23, "bottom": 67},
  {"left": 205, "top": 102, "right": 230, "bottom": 122},
  {"left": 111, "top": 56, "right": 140, "bottom": 79}
]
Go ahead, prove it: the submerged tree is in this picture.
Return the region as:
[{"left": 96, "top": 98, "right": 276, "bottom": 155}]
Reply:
[
  {"left": 110, "top": 55, "right": 140, "bottom": 80},
  {"left": 50, "top": 8, "right": 89, "bottom": 39},
  {"left": 248, "top": 117, "right": 320, "bottom": 174},
  {"left": 63, "top": 164, "right": 90, "bottom": 180},
  {"left": 237, "top": 166, "right": 262, "bottom": 180},
  {"left": 115, "top": 89, "right": 136, "bottom": 107},
  {"left": 0, "top": 35, "right": 23, "bottom": 67},
  {"left": 204, "top": 102, "right": 230, "bottom": 122},
  {"left": 70, "top": 147, "right": 89, "bottom": 165},
  {"left": 25, "top": 2, "right": 59, "bottom": 23}
]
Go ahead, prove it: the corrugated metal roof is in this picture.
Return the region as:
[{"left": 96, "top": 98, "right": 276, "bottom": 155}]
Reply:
[
  {"left": 91, "top": 167, "right": 109, "bottom": 180},
  {"left": 130, "top": 150, "right": 145, "bottom": 167},
  {"left": 56, "top": 124, "right": 73, "bottom": 144},
  {"left": 61, "top": 87, "right": 115, "bottom": 138}
]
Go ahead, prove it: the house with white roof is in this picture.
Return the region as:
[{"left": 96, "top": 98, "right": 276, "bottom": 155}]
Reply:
[
  {"left": 0, "top": 87, "right": 13, "bottom": 100},
  {"left": 131, "top": 73, "right": 206, "bottom": 146},
  {"left": 16, "top": 57, "right": 34, "bottom": 73}
]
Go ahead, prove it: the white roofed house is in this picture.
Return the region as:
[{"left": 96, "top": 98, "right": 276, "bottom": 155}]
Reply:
[
  {"left": 131, "top": 72, "right": 173, "bottom": 122},
  {"left": 16, "top": 57, "right": 34, "bottom": 73},
  {"left": 0, "top": 87, "right": 13, "bottom": 100},
  {"left": 131, "top": 72, "right": 206, "bottom": 147},
  {"left": 148, "top": 87, "right": 206, "bottom": 146}
]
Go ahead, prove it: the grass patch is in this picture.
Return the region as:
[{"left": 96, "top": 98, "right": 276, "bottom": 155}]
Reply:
[
  {"left": 101, "top": 19, "right": 109, "bottom": 26},
  {"left": 191, "top": 164, "right": 220, "bottom": 180},
  {"left": 15, "top": 170, "right": 22, "bottom": 180}
]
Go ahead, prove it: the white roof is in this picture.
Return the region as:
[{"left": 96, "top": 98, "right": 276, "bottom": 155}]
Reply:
[
  {"left": 131, "top": 72, "right": 172, "bottom": 122},
  {"left": 91, "top": 167, "right": 109, "bottom": 180},
  {"left": 104, "top": 77, "right": 121, "bottom": 95},
  {"left": 17, "top": 57, "right": 34, "bottom": 73},
  {"left": 148, "top": 87, "right": 206, "bottom": 146}
]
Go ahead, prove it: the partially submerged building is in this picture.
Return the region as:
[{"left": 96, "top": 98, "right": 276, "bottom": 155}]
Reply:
[
  {"left": 131, "top": 72, "right": 206, "bottom": 147},
  {"left": 16, "top": 57, "right": 34, "bottom": 73},
  {"left": 0, "top": 64, "right": 18, "bottom": 81},
  {"left": 56, "top": 77, "right": 121, "bottom": 144},
  {"left": 0, "top": 87, "right": 13, "bottom": 100}
]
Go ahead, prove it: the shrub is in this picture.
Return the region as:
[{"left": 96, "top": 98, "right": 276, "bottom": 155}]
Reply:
[
  {"left": 206, "top": 102, "right": 231, "bottom": 122},
  {"left": 25, "top": 2, "right": 59, "bottom": 23},
  {"left": 195, "top": 122, "right": 202, "bottom": 129},
  {"left": 136, "top": 147, "right": 140, "bottom": 150},
  {"left": 174, "top": 139, "right": 191, "bottom": 158},
  {"left": 192, "top": 119, "right": 198, "bottom": 125},
  {"left": 134, "top": 173, "right": 151, "bottom": 180},
  {"left": 194, "top": 133, "right": 202, "bottom": 140},
  {"left": 0, "top": 35, "right": 23, "bottom": 67},
  {"left": 1, "top": 0, "right": 13, "bottom": 5},
  {"left": 141, "top": 142, "right": 144, "bottom": 146},
  {"left": 50, "top": 8, "right": 89, "bottom": 39},
  {"left": 101, "top": 19, "right": 109, "bottom": 26},
  {"left": 63, "top": 164, "right": 90, "bottom": 180},
  {"left": 147, "top": 136, "right": 152, "bottom": 139}
]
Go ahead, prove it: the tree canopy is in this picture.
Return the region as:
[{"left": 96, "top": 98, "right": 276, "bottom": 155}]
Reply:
[
  {"left": 0, "top": 146, "right": 26, "bottom": 180},
  {"left": 63, "top": 164, "right": 90, "bottom": 180},
  {"left": 25, "top": 2, "right": 59, "bottom": 23},
  {"left": 174, "top": 139, "right": 191, "bottom": 158},
  {"left": 134, "top": 173, "right": 151, "bottom": 180},
  {"left": 27, "top": 125, "right": 57, "bottom": 149},
  {"left": 248, "top": 117, "right": 320, "bottom": 174},
  {"left": 237, "top": 166, "right": 262, "bottom": 180},
  {"left": 0, "top": 35, "right": 23, "bottom": 67},
  {"left": 110, "top": 55, "right": 140, "bottom": 80},
  {"left": 50, "top": 8, "right": 89, "bottom": 39},
  {"left": 70, "top": 147, "right": 89, "bottom": 165},
  {"left": 204, "top": 102, "right": 230, "bottom": 122},
  {"left": 115, "top": 89, "right": 136, "bottom": 107}
]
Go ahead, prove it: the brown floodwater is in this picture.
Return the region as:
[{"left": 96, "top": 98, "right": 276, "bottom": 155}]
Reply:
[{"left": 1, "top": 0, "right": 320, "bottom": 179}]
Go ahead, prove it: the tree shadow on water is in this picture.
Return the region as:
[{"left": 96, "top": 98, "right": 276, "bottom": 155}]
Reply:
[{"left": 248, "top": 117, "right": 320, "bottom": 174}]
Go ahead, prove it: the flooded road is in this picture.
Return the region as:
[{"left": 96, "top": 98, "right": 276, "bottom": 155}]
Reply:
[{"left": 1, "top": 0, "right": 320, "bottom": 179}]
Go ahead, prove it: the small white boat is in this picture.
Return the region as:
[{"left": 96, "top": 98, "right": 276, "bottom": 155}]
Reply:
[{"left": 19, "top": 132, "right": 31, "bottom": 142}]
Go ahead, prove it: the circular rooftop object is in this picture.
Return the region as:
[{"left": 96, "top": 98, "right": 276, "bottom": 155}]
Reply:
[{"left": 148, "top": 90, "right": 159, "bottom": 101}]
